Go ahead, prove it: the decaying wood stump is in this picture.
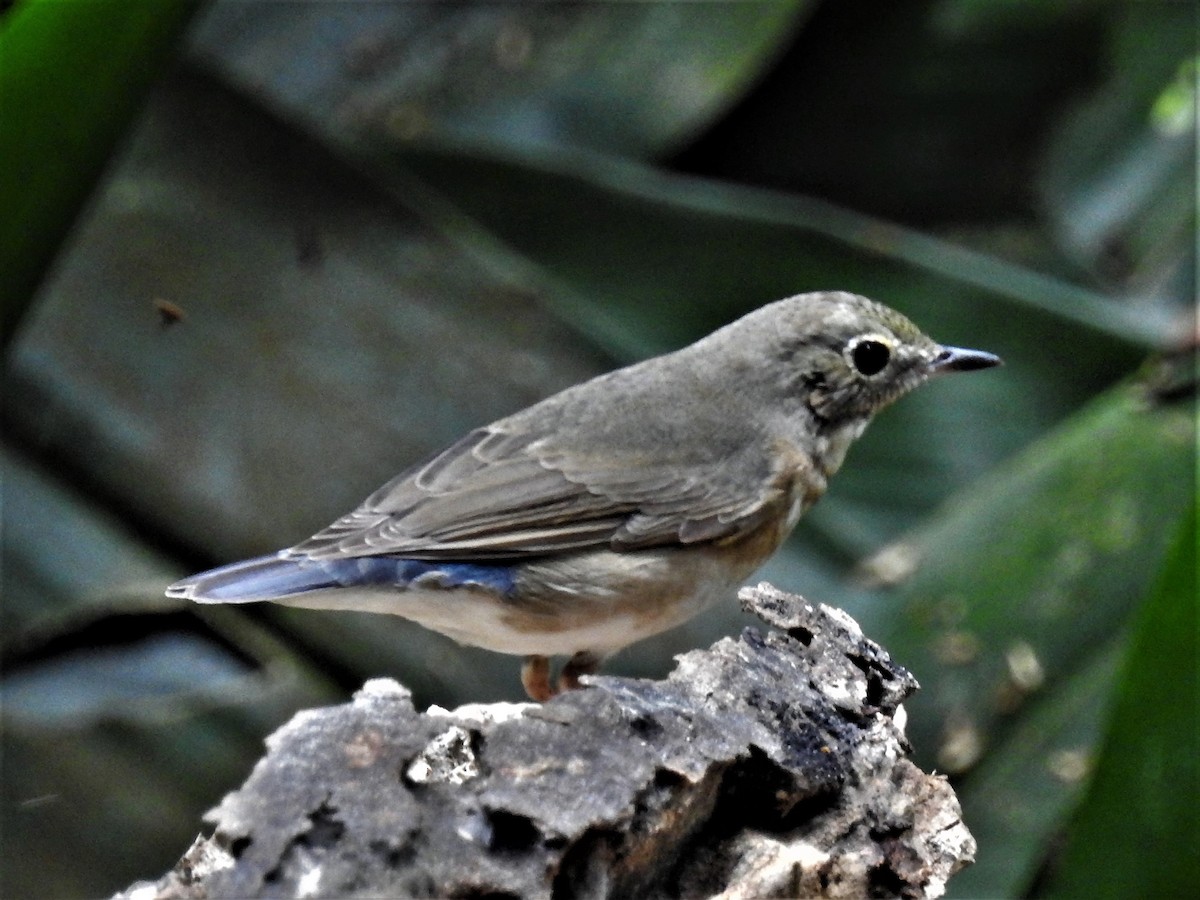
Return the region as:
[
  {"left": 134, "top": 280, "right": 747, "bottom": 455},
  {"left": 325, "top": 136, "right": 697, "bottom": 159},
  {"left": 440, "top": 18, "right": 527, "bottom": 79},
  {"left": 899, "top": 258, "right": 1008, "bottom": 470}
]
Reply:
[{"left": 117, "top": 583, "right": 974, "bottom": 899}]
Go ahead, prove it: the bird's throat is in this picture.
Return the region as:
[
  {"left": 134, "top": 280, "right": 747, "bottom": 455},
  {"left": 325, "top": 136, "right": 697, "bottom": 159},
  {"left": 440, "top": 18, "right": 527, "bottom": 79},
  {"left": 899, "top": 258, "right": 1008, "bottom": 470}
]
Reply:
[{"left": 815, "top": 417, "right": 870, "bottom": 478}]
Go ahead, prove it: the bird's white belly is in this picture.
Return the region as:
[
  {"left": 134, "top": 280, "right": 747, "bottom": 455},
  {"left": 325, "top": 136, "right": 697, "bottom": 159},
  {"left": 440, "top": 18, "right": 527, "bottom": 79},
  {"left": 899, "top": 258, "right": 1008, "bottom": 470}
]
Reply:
[{"left": 272, "top": 547, "right": 746, "bottom": 658}]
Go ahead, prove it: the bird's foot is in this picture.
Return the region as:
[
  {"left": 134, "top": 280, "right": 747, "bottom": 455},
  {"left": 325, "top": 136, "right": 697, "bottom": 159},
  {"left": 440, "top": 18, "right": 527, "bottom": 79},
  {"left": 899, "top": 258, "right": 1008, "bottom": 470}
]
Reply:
[
  {"left": 521, "top": 655, "right": 553, "bottom": 702},
  {"left": 520, "top": 651, "right": 601, "bottom": 702},
  {"left": 558, "top": 651, "right": 601, "bottom": 693}
]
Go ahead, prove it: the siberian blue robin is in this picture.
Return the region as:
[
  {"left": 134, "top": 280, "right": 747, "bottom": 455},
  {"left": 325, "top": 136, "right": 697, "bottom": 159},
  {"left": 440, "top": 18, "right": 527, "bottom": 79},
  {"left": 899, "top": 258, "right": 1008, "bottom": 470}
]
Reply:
[{"left": 167, "top": 291, "right": 1000, "bottom": 700}]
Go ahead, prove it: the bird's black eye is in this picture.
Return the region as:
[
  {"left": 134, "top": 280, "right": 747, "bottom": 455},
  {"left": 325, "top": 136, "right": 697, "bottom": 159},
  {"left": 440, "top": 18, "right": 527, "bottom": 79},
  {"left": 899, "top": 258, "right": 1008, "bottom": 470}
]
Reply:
[{"left": 850, "top": 339, "right": 891, "bottom": 376}]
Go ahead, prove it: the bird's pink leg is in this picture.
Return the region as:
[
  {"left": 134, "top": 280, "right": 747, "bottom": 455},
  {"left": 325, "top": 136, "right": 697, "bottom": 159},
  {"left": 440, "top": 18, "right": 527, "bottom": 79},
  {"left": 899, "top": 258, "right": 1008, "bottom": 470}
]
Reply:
[
  {"left": 521, "top": 655, "right": 553, "bottom": 702},
  {"left": 558, "top": 651, "right": 601, "bottom": 693}
]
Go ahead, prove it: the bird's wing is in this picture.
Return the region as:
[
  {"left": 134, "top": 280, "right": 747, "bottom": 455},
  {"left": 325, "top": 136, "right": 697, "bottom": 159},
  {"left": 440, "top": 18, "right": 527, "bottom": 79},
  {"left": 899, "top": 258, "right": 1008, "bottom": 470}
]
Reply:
[{"left": 288, "top": 426, "right": 785, "bottom": 560}]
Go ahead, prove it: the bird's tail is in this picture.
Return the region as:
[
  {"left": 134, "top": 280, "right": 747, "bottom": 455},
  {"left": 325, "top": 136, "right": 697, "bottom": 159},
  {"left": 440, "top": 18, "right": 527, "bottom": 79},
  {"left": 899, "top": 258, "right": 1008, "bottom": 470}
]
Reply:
[
  {"left": 167, "top": 553, "right": 517, "bottom": 603},
  {"left": 165, "top": 552, "right": 342, "bottom": 603}
]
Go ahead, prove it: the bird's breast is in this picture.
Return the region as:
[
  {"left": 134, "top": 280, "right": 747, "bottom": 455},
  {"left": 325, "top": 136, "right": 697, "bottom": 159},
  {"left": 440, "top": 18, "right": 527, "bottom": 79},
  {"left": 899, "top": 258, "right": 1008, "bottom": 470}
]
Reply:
[{"left": 768, "top": 436, "right": 828, "bottom": 533}]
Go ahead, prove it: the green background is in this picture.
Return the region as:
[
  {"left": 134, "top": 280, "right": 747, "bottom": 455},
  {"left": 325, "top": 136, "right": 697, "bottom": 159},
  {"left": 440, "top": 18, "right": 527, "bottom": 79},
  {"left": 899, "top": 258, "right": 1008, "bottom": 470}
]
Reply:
[{"left": 1, "top": 0, "right": 1195, "bottom": 896}]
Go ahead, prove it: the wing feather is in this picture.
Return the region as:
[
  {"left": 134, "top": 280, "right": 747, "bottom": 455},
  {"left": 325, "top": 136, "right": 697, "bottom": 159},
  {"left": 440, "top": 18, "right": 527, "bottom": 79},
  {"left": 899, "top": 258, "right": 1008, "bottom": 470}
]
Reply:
[{"left": 289, "top": 424, "right": 783, "bottom": 561}]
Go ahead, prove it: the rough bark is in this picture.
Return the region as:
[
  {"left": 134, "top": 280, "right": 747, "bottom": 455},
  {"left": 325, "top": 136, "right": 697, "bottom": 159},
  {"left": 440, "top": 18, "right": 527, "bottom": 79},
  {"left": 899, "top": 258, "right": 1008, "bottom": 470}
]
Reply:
[{"left": 117, "top": 583, "right": 974, "bottom": 899}]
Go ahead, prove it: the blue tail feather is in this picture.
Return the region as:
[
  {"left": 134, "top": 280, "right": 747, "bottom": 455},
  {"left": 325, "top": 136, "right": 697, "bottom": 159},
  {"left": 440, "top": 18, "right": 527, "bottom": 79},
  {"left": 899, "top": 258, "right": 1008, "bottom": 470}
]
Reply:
[{"left": 167, "top": 553, "right": 516, "bottom": 603}]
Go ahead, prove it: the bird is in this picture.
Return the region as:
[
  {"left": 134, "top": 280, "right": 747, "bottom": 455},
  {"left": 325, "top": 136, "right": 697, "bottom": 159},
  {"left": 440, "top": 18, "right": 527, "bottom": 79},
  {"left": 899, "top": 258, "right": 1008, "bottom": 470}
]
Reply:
[{"left": 167, "top": 291, "right": 1001, "bottom": 701}]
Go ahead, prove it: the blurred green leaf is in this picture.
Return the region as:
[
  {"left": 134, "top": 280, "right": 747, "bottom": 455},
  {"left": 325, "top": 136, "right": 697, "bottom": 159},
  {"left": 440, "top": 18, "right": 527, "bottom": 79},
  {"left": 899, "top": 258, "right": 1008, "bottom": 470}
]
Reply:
[
  {"left": 189, "top": 0, "right": 810, "bottom": 159},
  {"left": 1041, "top": 511, "right": 1198, "bottom": 898},
  {"left": 674, "top": 0, "right": 1113, "bottom": 226},
  {"left": 387, "top": 144, "right": 1172, "bottom": 358},
  {"left": 1, "top": 71, "right": 619, "bottom": 716},
  {"left": 2, "top": 445, "right": 171, "bottom": 632},
  {"left": 0, "top": 446, "right": 342, "bottom": 898},
  {"left": 1037, "top": 1, "right": 1195, "bottom": 299},
  {"left": 944, "top": 634, "right": 1124, "bottom": 900},
  {"left": 851, "top": 381, "right": 1195, "bottom": 898},
  {"left": 0, "top": 0, "right": 198, "bottom": 347},
  {"left": 3, "top": 72, "right": 616, "bottom": 568},
  {"left": 1, "top": 595, "right": 343, "bottom": 897},
  {"left": 3, "top": 629, "right": 340, "bottom": 899}
]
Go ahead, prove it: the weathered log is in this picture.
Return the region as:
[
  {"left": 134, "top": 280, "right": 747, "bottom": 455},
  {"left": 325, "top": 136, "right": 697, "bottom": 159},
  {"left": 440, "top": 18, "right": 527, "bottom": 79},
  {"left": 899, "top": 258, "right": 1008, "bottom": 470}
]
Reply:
[{"left": 118, "top": 583, "right": 974, "bottom": 899}]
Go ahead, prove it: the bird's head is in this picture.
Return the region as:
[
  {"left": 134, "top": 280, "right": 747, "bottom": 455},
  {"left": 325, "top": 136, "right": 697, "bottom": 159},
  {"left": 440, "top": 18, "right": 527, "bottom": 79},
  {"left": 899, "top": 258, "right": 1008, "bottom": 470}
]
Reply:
[{"left": 764, "top": 292, "right": 1001, "bottom": 425}]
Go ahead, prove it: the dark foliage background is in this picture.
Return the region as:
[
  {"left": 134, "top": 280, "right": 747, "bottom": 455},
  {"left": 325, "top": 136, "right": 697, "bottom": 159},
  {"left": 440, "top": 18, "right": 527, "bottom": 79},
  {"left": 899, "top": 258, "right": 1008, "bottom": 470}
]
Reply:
[{"left": 1, "top": 1, "right": 1195, "bottom": 896}]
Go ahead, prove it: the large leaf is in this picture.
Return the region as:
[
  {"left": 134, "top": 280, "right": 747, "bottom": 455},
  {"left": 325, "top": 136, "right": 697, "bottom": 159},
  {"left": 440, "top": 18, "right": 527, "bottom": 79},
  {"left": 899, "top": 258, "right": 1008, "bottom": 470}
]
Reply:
[
  {"left": 188, "top": 0, "right": 810, "bottom": 159},
  {"left": 1, "top": 71, "right": 621, "bottom": 716},
  {"left": 943, "top": 636, "right": 1125, "bottom": 899},
  {"left": 1037, "top": 1, "right": 1196, "bottom": 300},
  {"left": 3, "top": 72, "right": 615, "bottom": 566},
  {"left": 849, "top": 379, "right": 1196, "bottom": 898},
  {"left": 0, "top": 0, "right": 198, "bottom": 347},
  {"left": 1041, "top": 511, "right": 1198, "bottom": 897},
  {"left": 0, "top": 445, "right": 342, "bottom": 897},
  {"left": 2, "top": 446, "right": 169, "bottom": 633},
  {"left": 672, "top": 0, "right": 1117, "bottom": 227}
]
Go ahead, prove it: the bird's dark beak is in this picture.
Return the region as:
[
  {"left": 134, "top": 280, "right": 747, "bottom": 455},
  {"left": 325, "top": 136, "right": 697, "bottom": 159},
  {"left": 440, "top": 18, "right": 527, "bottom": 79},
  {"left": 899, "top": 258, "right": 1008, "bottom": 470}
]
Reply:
[{"left": 929, "top": 346, "right": 1003, "bottom": 374}]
